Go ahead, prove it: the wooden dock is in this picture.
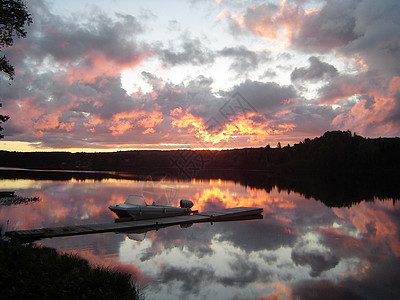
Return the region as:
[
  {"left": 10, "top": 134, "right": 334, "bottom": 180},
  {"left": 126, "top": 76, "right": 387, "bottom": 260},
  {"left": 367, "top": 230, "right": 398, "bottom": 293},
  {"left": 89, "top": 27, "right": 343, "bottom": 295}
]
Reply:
[
  {"left": 0, "top": 191, "right": 15, "bottom": 198},
  {"left": 5, "top": 207, "right": 263, "bottom": 242}
]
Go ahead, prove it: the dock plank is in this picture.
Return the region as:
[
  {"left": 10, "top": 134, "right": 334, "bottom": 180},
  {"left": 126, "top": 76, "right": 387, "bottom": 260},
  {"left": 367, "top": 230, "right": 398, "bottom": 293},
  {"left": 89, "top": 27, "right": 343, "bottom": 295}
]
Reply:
[{"left": 5, "top": 207, "right": 263, "bottom": 242}]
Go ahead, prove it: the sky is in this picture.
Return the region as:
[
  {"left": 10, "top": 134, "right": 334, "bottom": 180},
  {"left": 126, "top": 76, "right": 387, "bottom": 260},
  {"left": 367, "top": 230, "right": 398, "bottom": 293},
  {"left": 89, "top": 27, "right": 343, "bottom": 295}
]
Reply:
[{"left": 1, "top": 0, "right": 399, "bottom": 152}]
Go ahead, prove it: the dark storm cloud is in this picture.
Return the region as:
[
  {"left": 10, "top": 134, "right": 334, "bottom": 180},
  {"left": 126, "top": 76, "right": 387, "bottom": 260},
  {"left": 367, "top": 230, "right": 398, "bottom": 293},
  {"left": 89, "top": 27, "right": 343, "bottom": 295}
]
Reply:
[
  {"left": 140, "top": 72, "right": 221, "bottom": 119},
  {"left": 231, "top": 80, "right": 297, "bottom": 114},
  {"left": 153, "top": 36, "right": 215, "bottom": 67},
  {"left": 291, "top": 279, "right": 366, "bottom": 300},
  {"left": 155, "top": 252, "right": 272, "bottom": 295},
  {"left": 154, "top": 38, "right": 272, "bottom": 75},
  {"left": 290, "top": 0, "right": 400, "bottom": 81},
  {"left": 316, "top": 73, "right": 367, "bottom": 104},
  {"left": 291, "top": 0, "right": 361, "bottom": 53},
  {"left": 137, "top": 225, "right": 216, "bottom": 262},
  {"left": 216, "top": 218, "right": 296, "bottom": 252},
  {"left": 342, "top": 0, "right": 400, "bottom": 76},
  {"left": 217, "top": 255, "right": 272, "bottom": 287},
  {"left": 292, "top": 258, "right": 400, "bottom": 300},
  {"left": 4, "top": 2, "right": 147, "bottom": 78},
  {"left": 259, "top": 253, "right": 278, "bottom": 264},
  {"left": 218, "top": 46, "right": 271, "bottom": 73},
  {"left": 291, "top": 56, "right": 338, "bottom": 83},
  {"left": 260, "top": 69, "right": 277, "bottom": 79},
  {"left": 289, "top": 102, "right": 337, "bottom": 134},
  {"left": 291, "top": 250, "right": 339, "bottom": 277},
  {"left": 157, "top": 265, "right": 215, "bottom": 294},
  {"left": 385, "top": 91, "right": 400, "bottom": 124},
  {"left": 43, "top": 12, "right": 143, "bottom": 62}
]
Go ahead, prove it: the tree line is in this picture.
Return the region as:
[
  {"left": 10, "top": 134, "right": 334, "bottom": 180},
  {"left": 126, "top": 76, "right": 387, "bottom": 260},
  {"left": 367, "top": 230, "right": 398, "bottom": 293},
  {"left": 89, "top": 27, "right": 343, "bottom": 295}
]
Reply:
[
  {"left": 1, "top": 131, "right": 399, "bottom": 208},
  {"left": 0, "top": 130, "right": 399, "bottom": 177}
]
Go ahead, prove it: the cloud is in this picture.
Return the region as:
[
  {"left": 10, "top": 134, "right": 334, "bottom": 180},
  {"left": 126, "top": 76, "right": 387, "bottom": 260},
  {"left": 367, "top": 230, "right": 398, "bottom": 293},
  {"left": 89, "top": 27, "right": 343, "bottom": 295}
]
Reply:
[
  {"left": 238, "top": 2, "right": 302, "bottom": 44},
  {"left": 216, "top": 219, "right": 296, "bottom": 252},
  {"left": 226, "top": 0, "right": 359, "bottom": 52},
  {"left": 323, "top": 75, "right": 400, "bottom": 136},
  {"left": 287, "top": 0, "right": 400, "bottom": 78},
  {"left": 291, "top": 250, "right": 339, "bottom": 277},
  {"left": 291, "top": 0, "right": 361, "bottom": 53},
  {"left": 4, "top": 3, "right": 148, "bottom": 83},
  {"left": 153, "top": 35, "right": 215, "bottom": 67},
  {"left": 291, "top": 279, "right": 366, "bottom": 300},
  {"left": 291, "top": 56, "right": 338, "bottom": 83},
  {"left": 2, "top": 0, "right": 400, "bottom": 151},
  {"left": 220, "top": 0, "right": 400, "bottom": 139},
  {"left": 342, "top": 0, "right": 400, "bottom": 76},
  {"left": 291, "top": 258, "right": 400, "bottom": 300},
  {"left": 217, "top": 255, "right": 272, "bottom": 287},
  {"left": 218, "top": 46, "right": 271, "bottom": 74},
  {"left": 170, "top": 108, "right": 294, "bottom": 145},
  {"left": 0, "top": 3, "right": 165, "bottom": 149},
  {"left": 232, "top": 80, "right": 297, "bottom": 114},
  {"left": 157, "top": 265, "right": 215, "bottom": 294}
]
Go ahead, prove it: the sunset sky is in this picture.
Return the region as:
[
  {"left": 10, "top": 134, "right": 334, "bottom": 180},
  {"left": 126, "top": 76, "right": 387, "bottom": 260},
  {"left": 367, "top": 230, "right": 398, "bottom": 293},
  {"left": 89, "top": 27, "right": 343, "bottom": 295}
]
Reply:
[{"left": 1, "top": 0, "right": 399, "bottom": 152}]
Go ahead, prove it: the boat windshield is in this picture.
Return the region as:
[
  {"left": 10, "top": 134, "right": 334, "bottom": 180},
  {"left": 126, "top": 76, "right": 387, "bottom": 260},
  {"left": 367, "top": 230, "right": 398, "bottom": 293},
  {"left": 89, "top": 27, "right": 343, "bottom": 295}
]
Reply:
[{"left": 124, "top": 195, "right": 147, "bottom": 205}]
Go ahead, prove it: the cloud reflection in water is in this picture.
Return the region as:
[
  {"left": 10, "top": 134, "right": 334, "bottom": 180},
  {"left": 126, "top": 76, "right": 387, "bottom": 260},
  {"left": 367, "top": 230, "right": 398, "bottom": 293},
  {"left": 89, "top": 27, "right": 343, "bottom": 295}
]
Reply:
[{"left": 0, "top": 178, "right": 399, "bottom": 299}]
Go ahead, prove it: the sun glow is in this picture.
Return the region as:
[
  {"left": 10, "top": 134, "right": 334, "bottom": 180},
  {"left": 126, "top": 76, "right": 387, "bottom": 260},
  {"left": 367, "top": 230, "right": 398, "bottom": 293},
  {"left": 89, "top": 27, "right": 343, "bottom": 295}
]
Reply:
[{"left": 171, "top": 108, "right": 295, "bottom": 145}]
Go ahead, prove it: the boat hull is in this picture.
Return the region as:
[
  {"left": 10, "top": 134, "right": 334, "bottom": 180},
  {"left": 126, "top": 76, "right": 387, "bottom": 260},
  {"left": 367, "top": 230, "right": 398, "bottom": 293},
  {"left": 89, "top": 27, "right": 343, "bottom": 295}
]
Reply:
[{"left": 109, "top": 203, "right": 191, "bottom": 220}]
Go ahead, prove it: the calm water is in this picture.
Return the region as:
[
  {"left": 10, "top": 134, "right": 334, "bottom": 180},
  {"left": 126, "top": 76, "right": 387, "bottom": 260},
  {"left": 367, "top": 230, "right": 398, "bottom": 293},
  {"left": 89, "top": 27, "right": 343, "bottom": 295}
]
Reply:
[{"left": 1, "top": 178, "right": 399, "bottom": 299}]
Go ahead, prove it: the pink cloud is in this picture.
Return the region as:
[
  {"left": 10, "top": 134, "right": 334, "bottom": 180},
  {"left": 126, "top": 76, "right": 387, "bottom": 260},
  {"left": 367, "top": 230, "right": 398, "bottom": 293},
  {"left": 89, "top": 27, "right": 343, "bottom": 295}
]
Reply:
[
  {"left": 59, "top": 50, "right": 150, "bottom": 85},
  {"left": 331, "top": 76, "right": 400, "bottom": 136}
]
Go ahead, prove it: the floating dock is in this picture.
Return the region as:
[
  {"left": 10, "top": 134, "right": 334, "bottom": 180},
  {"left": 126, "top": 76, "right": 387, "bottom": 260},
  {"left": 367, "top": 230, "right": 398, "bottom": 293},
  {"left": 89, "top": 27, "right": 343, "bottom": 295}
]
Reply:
[{"left": 5, "top": 207, "right": 263, "bottom": 242}]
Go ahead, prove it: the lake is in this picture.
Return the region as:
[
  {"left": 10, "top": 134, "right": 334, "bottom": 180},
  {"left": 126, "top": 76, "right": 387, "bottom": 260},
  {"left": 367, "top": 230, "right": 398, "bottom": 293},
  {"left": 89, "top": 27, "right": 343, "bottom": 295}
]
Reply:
[{"left": 1, "top": 177, "right": 399, "bottom": 299}]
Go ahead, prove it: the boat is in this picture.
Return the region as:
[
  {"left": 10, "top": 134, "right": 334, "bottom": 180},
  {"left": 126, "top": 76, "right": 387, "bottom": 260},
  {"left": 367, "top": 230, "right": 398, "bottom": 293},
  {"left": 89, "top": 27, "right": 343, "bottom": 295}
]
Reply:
[{"left": 108, "top": 195, "right": 196, "bottom": 221}]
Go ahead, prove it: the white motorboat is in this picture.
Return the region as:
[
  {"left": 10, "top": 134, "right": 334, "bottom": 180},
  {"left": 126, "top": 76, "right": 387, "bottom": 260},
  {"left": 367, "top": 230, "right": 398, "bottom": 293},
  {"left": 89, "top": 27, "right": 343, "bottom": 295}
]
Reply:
[{"left": 109, "top": 195, "right": 195, "bottom": 220}]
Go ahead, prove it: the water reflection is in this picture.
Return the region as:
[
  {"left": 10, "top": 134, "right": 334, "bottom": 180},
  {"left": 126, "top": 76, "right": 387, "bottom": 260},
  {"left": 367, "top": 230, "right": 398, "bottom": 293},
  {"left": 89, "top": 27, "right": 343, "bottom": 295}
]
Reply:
[{"left": 1, "top": 178, "right": 399, "bottom": 299}]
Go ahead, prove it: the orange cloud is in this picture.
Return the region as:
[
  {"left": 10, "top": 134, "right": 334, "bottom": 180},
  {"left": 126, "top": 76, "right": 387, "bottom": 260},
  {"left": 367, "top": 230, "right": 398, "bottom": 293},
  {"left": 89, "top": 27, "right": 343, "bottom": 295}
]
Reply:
[
  {"left": 109, "top": 120, "right": 133, "bottom": 136},
  {"left": 231, "top": 1, "right": 304, "bottom": 47},
  {"left": 257, "top": 281, "right": 293, "bottom": 300},
  {"left": 110, "top": 110, "right": 163, "bottom": 135},
  {"left": 193, "top": 186, "right": 296, "bottom": 216},
  {"left": 171, "top": 108, "right": 295, "bottom": 145},
  {"left": 142, "top": 128, "right": 155, "bottom": 134},
  {"left": 33, "top": 113, "right": 62, "bottom": 135}
]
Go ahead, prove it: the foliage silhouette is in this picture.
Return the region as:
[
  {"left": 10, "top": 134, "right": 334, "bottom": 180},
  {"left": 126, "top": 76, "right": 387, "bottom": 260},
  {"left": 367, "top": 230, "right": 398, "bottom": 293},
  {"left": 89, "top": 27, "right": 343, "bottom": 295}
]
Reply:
[
  {"left": 0, "top": 0, "right": 32, "bottom": 80},
  {"left": 0, "top": 131, "right": 399, "bottom": 207},
  {"left": 0, "top": 0, "right": 32, "bottom": 139},
  {"left": 0, "top": 240, "right": 141, "bottom": 299}
]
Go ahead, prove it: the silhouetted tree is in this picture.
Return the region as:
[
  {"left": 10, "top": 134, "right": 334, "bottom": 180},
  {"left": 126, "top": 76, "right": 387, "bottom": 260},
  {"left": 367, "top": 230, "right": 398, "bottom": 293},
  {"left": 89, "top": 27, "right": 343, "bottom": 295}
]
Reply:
[
  {"left": 0, "top": 104, "right": 10, "bottom": 139},
  {"left": 1, "top": 0, "right": 32, "bottom": 80},
  {"left": 0, "top": 0, "right": 32, "bottom": 139}
]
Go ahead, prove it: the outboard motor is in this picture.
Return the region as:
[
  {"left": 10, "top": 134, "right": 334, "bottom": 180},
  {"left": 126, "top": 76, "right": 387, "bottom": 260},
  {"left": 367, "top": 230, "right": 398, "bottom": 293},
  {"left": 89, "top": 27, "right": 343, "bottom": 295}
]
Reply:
[{"left": 180, "top": 199, "right": 194, "bottom": 209}]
